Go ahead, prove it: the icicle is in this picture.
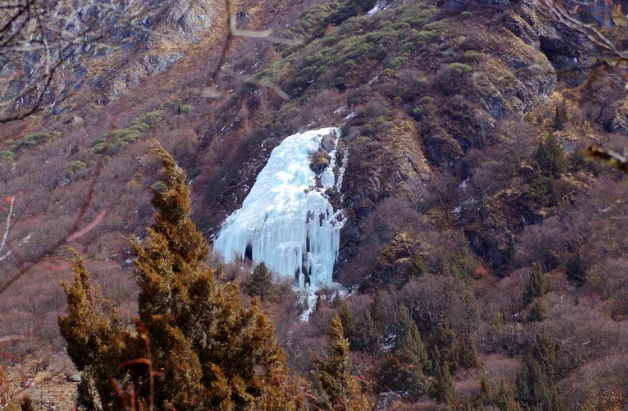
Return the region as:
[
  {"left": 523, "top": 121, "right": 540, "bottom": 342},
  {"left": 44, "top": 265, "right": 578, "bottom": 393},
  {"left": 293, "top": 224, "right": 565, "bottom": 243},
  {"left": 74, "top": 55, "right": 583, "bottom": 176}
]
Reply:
[{"left": 213, "top": 127, "right": 345, "bottom": 288}]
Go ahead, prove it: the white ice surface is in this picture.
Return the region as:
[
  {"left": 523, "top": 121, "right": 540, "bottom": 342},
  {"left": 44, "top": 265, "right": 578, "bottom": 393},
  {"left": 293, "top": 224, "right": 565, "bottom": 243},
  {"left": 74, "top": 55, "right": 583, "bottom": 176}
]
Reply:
[{"left": 213, "top": 128, "right": 345, "bottom": 288}]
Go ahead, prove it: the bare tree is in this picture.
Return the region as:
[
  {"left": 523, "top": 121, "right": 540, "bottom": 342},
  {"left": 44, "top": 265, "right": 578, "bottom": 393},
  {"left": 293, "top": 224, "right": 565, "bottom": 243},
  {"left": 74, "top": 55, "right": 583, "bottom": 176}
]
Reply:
[{"left": 0, "top": 0, "right": 158, "bottom": 124}]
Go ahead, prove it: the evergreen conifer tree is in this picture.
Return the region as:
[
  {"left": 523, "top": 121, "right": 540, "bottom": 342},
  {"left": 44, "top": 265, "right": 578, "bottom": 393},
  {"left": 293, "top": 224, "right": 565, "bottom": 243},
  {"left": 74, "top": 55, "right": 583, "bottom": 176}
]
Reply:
[
  {"left": 535, "top": 134, "right": 566, "bottom": 179},
  {"left": 524, "top": 263, "right": 548, "bottom": 305},
  {"left": 370, "top": 291, "right": 385, "bottom": 335},
  {"left": 314, "top": 315, "right": 371, "bottom": 411},
  {"left": 454, "top": 333, "right": 480, "bottom": 369},
  {"left": 515, "top": 332, "right": 560, "bottom": 411},
  {"left": 404, "top": 253, "right": 425, "bottom": 282},
  {"left": 338, "top": 299, "right": 354, "bottom": 340},
  {"left": 376, "top": 306, "right": 428, "bottom": 397},
  {"left": 350, "top": 309, "right": 381, "bottom": 353},
  {"left": 491, "top": 382, "right": 523, "bottom": 411},
  {"left": 428, "top": 322, "right": 456, "bottom": 371},
  {"left": 515, "top": 358, "right": 552, "bottom": 410},
  {"left": 59, "top": 147, "right": 304, "bottom": 411},
  {"left": 431, "top": 362, "right": 454, "bottom": 408},
  {"left": 527, "top": 299, "right": 546, "bottom": 322},
  {"left": 244, "top": 262, "right": 273, "bottom": 300},
  {"left": 473, "top": 376, "right": 521, "bottom": 411}
]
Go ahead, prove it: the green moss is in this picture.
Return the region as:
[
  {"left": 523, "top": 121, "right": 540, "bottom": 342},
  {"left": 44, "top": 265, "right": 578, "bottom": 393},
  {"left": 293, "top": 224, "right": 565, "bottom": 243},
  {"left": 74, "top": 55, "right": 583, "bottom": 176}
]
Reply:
[
  {"left": 387, "top": 55, "right": 408, "bottom": 69},
  {"left": 180, "top": 105, "right": 193, "bottom": 114},
  {"left": 91, "top": 142, "right": 107, "bottom": 154},
  {"left": 462, "top": 50, "right": 483, "bottom": 61},
  {"left": 448, "top": 62, "right": 473, "bottom": 76},
  {"left": 1, "top": 151, "right": 15, "bottom": 163},
  {"left": 67, "top": 161, "right": 87, "bottom": 175},
  {"left": 12, "top": 132, "right": 50, "bottom": 152},
  {"left": 128, "top": 120, "right": 150, "bottom": 132},
  {"left": 136, "top": 110, "right": 163, "bottom": 126},
  {"left": 162, "top": 98, "right": 183, "bottom": 109},
  {"left": 90, "top": 110, "right": 162, "bottom": 155},
  {"left": 353, "top": 135, "right": 372, "bottom": 145},
  {"left": 413, "top": 30, "right": 437, "bottom": 47},
  {"left": 423, "top": 20, "right": 449, "bottom": 32},
  {"left": 261, "top": 0, "right": 440, "bottom": 99}
]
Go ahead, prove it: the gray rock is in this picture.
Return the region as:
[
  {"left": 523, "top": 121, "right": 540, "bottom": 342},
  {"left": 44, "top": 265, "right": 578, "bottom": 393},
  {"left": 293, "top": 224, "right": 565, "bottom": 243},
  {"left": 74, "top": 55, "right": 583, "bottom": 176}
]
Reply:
[
  {"left": 68, "top": 373, "right": 81, "bottom": 383},
  {"left": 320, "top": 133, "right": 336, "bottom": 152}
]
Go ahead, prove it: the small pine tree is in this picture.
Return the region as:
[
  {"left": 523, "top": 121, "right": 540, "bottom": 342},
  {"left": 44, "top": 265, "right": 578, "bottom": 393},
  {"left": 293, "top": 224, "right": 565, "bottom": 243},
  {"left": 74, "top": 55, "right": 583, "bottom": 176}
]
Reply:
[
  {"left": 370, "top": 291, "right": 385, "bottom": 335},
  {"left": 428, "top": 322, "right": 457, "bottom": 371},
  {"left": 527, "top": 299, "right": 546, "bottom": 322},
  {"left": 565, "top": 254, "right": 587, "bottom": 287},
  {"left": 431, "top": 362, "right": 454, "bottom": 407},
  {"left": 515, "top": 332, "right": 560, "bottom": 411},
  {"left": 491, "top": 381, "right": 522, "bottom": 411},
  {"left": 524, "top": 263, "right": 548, "bottom": 305},
  {"left": 515, "top": 358, "right": 553, "bottom": 410},
  {"left": 244, "top": 262, "right": 274, "bottom": 300},
  {"left": 553, "top": 98, "right": 568, "bottom": 131},
  {"left": 376, "top": 306, "right": 428, "bottom": 397},
  {"left": 314, "top": 315, "right": 371, "bottom": 411},
  {"left": 535, "top": 134, "right": 566, "bottom": 179},
  {"left": 350, "top": 309, "right": 381, "bottom": 353},
  {"left": 528, "top": 167, "right": 558, "bottom": 207},
  {"left": 454, "top": 333, "right": 480, "bottom": 369},
  {"left": 475, "top": 376, "right": 491, "bottom": 407},
  {"left": 338, "top": 299, "right": 354, "bottom": 340},
  {"left": 404, "top": 252, "right": 425, "bottom": 281}
]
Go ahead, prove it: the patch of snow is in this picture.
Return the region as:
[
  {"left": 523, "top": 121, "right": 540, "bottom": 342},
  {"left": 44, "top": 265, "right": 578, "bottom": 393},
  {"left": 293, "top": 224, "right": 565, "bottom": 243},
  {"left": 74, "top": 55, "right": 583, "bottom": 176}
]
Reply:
[
  {"left": 297, "top": 282, "right": 351, "bottom": 321},
  {"left": 336, "top": 150, "right": 348, "bottom": 192},
  {"left": 214, "top": 128, "right": 346, "bottom": 288},
  {"left": 381, "top": 333, "right": 397, "bottom": 352},
  {"left": 297, "top": 285, "right": 320, "bottom": 321},
  {"left": 367, "top": 4, "right": 381, "bottom": 15}
]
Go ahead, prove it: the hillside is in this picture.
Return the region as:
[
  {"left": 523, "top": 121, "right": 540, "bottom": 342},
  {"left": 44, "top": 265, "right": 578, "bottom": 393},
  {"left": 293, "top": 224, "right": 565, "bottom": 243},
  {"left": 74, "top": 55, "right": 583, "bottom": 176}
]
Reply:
[{"left": 2, "top": 0, "right": 628, "bottom": 408}]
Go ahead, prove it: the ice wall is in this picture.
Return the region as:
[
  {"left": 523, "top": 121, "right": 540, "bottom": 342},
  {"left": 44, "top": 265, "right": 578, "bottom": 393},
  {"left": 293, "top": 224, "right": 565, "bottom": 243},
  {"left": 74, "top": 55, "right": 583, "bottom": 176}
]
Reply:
[{"left": 213, "top": 127, "right": 345, "bottom": 287}]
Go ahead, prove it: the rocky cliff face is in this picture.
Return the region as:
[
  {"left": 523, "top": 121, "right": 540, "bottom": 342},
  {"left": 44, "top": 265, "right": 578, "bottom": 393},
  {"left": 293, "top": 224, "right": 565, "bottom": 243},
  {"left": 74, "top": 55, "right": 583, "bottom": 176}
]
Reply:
[{"left": 1, "top": 0, "right": 218, "bottom": 117}]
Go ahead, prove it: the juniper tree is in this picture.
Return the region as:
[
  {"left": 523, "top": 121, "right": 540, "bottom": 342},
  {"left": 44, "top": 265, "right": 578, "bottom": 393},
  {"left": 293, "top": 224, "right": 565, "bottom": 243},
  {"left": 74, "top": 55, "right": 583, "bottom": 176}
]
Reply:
[
  {"left": 524, "top": 263, "right": 547, "bottom": 305},
  {"left": 338, "top": 299, "right": 354, "bottom": 340},
  {"left": 431, "top": 362, "right": 454, "bottom": 408},
  {"left": 454, "top": 333, "right": 480, "bottom": 369},
  {"left": 314, "top": 315, "right": 371, "bottom": 411},
  {"left": 350, "top": 307, "right": 381, "bottom": 353},
  {"left": 527, "top": 299, "right": 546, "bottom": 323},
  {"left": 515, "top": 332, "right": 560, "bottom": 411},
  {"left": 244, "top": 262, "right": 274, "bottom": 300},
  {"left": 59, "top": 146, "right": 304, "bottom": 411},
  {"left": 428, "top": 321, "right": 456, "bottom": 372},
  {"left": 535, "top": 134, "right": 565, "bottom": 179},
  {"left": 404, "top": 253, "right": 426, "bottom": 282},
  {"left": 376, "top": 305, "right": 428, "bottom": 397},
  {"left": 473, "top": 376, "right": 521, "bottom": 411}
]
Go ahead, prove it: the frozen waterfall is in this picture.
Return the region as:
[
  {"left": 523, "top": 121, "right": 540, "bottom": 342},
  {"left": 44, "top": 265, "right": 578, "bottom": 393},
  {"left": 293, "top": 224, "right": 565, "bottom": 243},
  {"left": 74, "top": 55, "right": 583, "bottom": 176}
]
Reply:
[{"left": 213, "top": 127, "right": 346, "bottom": 288}]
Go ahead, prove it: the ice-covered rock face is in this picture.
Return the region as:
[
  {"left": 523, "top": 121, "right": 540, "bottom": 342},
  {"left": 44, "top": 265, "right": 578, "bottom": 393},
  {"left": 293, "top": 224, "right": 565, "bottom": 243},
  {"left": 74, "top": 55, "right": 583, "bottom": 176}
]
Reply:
[{"left": 213, "top": 128, "right": 346, "bottom": 287}]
